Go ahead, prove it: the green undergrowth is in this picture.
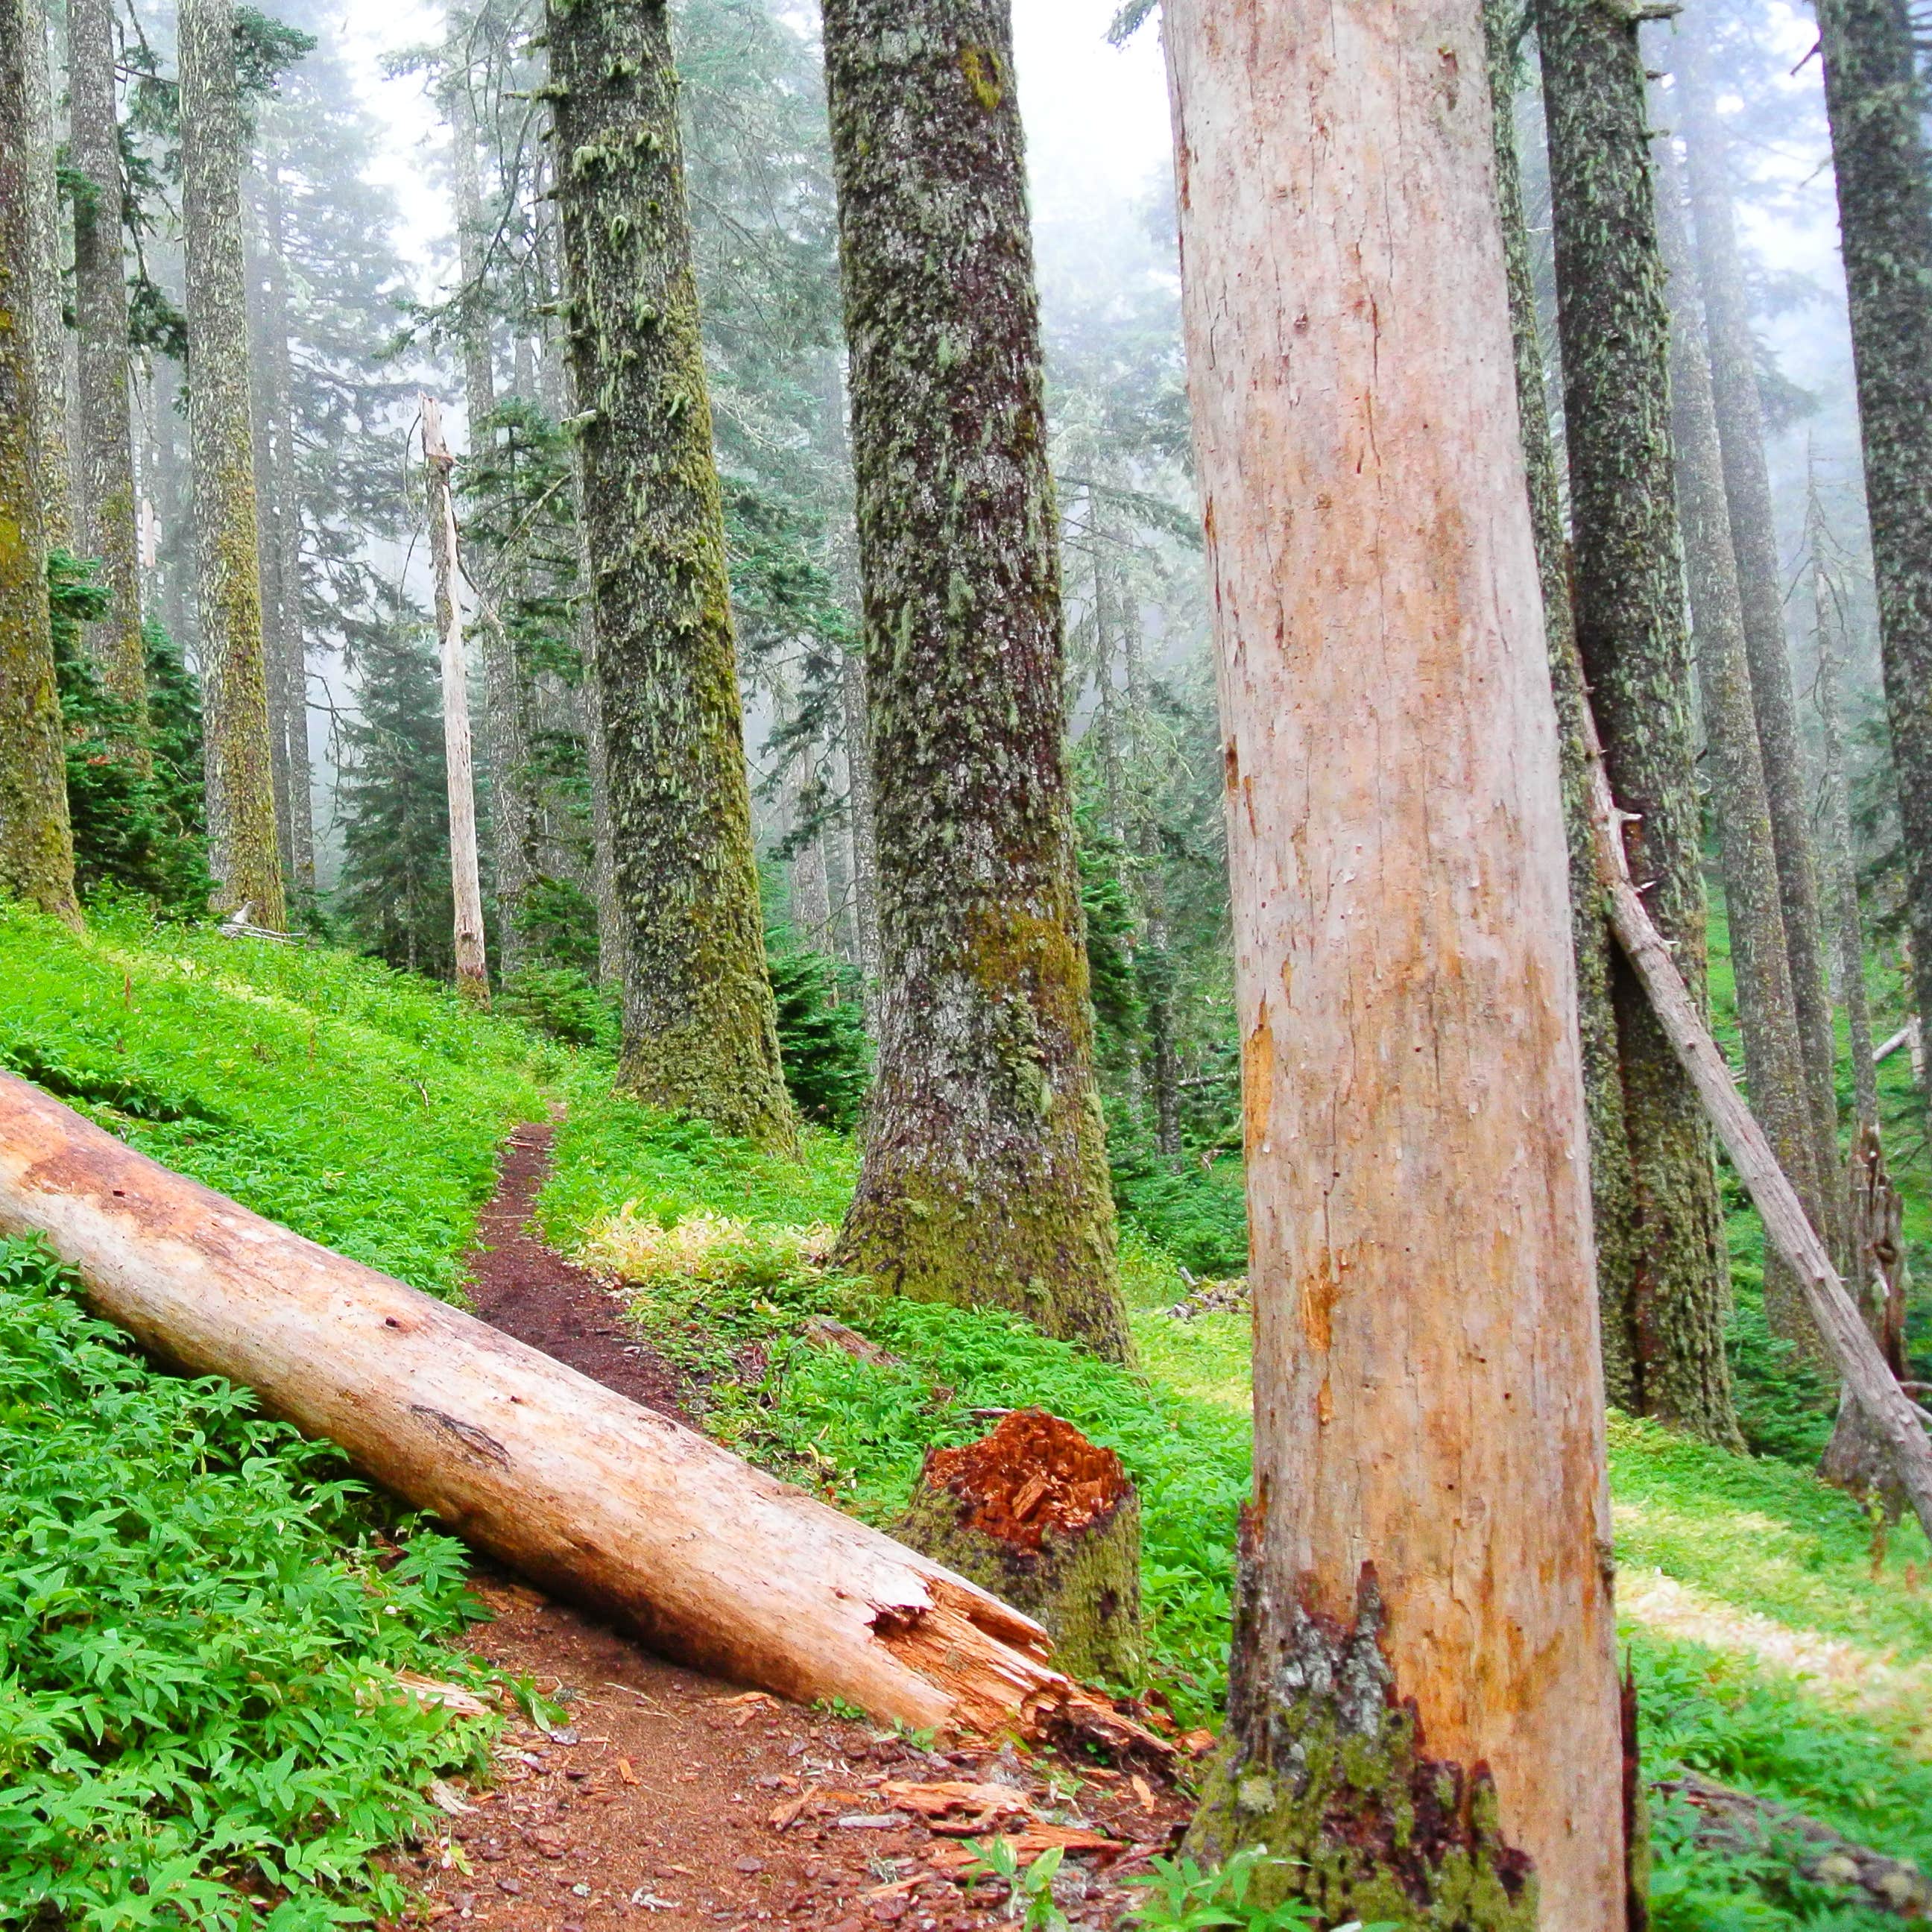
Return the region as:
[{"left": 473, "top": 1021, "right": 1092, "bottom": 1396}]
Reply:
[
  {"left": 0, "top": 898, "right": 552, "bottom": 1298},
  {"left": 0, "top": 1236, "right": 496, "bottom": 1932}
]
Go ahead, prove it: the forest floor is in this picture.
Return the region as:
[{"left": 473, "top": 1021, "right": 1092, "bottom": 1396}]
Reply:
[
  {"left": 422, "top": 1120, "right": 1190, "bottom": 1932},
  {"left": 6, "top": 903, "right": 1932, "bottom": 1932}
]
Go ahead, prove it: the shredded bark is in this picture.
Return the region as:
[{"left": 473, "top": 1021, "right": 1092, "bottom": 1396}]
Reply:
[{"left": 921, "top": 1409, "right": 1130, "bottom": 1552}]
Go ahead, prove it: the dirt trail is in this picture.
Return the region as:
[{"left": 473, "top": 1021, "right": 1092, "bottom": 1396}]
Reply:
[{"left": 414, "top": 1123, "right": 1185, "bottom": 1932}]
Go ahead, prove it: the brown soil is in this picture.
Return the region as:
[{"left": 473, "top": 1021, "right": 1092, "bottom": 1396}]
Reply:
[
  {"left": 921, "top": 1412, "right": 1130, "bottom": 1550},
  {"left": 417, "top": 1125, "right": 1190, "bottom": 1932}
]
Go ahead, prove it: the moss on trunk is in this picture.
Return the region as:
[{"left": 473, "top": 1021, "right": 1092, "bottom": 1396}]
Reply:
[
  {"left": 0, "top": 0, "right": 79, "bottom": 924},
  {"left": 820, "top": 0, "right": 1128, "bottom": 1363},
  {"left": 1486, "top": 0, "right": 1645, "bottom": 1407},
  {"left": 546, "top": 0, "right": 795, "bottom": 1152},
  {"left": 1536, "top": 0, "right": 1734, "bottom": 1445},
  {"left": 180, "top": 0, "right": 285, "bottom": 929},
  {"left": 1811, "top": 0, "right": 1932, "bottom": 1165}
]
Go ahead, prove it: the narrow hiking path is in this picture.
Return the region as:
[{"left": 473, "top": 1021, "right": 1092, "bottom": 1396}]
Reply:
[{"left": 416, "top": 1123, "right": 1187, "bottom": 1932}]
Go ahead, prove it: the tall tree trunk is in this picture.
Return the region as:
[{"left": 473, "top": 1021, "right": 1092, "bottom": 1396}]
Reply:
[
  {"left": 1811, "top": 0, "right": 1932, "bottom": 1155},
  {"left": 548, "top": 0, "right": 795, "bottom": 1151},
  {"left": 1810, "top": 487, "right": 1878, "bottom": 1137},
  {"left": 786, "top": 741, "right": 833, "bottom": 953},
  {"left": 1676, "top": 19, "right": 1842, "bottom": 1253},
  {"left": 180, "top": 0, "right": 285, "bottom": 928},
  {"left": 821, "top": 0, "right": 1128, "bottom": 1361},
  {"left": 840, "top": 648, "right": 880, "bottom": 1017},
  {"left": 245, "top": 212, "right": 292, "bottom": 868},
  {"left": 258, "top": 158, "right": 313, "bottom": 894},
  {"left": 1489, "top": 0, "right": 1647, "bottom": 1421},
  {"left": 447, "top": 75, "right": 533, "bottom": 973},
  {"left": 0, "top": 0, "right": 80, "bottom": 925},
  {"left": 150, "top": 351, "right": 192, "bottom": 651},
  {"left": 69, "top": 0, "right": 151, "bottom": 743},
  {"left": 1165, "top": 0, "right": 1624, "bottom": 1916},
  {"left": 1116, "top": 538, "right": 1180, "bottom": 1161},
  {"left": 21, "top": 0, "right": 73, "bottom": 554},
  {"left": 1655, "top": 125, "right": 1826, "bottom": 1374},
  {"left": 1538, "top": 0, "right": 1734, "bottom": 1442},
  {"left": 422, "top": 395, "right": 490, "bottom": 1006}
]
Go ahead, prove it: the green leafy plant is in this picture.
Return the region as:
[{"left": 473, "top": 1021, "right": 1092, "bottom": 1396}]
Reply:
[
  {"left": 1126, "top": 1848, "right": 1396, "bottom": 1932},
  {"left": 965, "top": 1837, "right": 1067, "bottom": 1931}
]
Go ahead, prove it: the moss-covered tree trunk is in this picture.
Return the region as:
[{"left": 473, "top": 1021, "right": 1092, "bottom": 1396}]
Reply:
[
  {"left": 21, "top": 0, "right": 72, "bottom": 554},
  {"left": 1165, "top": 0, "right": 1626, "bottom": 1914},
  {"left": 1812, "top": 0, "right": 1932, "bottom": 1158},
  {"left": 1488, "top": 0, "right": 1645, "bottom": 1412},
  {"left": 820, "top": 0, "right": 1128, "bottom": 1362},
  {"left": 179, "top": 0, "right": 285, "bottom": 928},
  {"left": 447, "top": 75, "right": 533, "bottom": 974},
  {"left": 1676, "top": 21, "right": 1842, "bottom": 1259},
  {"left": 1537, "top": 0, "right": 1734, "bottom": 1442},
  {"left": 1655, "top": 125, "right": 1823, "bottom": 1381},
  {"left": 547, "top": 0, "right": 795, "bottom": 1151},
  {"left": 244, "top": 219, "right": 292, "bottom": 868},
  {"left": 256, "top": 157, "right": 313, "bottom": 894},
  {"left": 69, "top": 0, "right": 150, "bottom": 748},
  {"left": 0, "top": 0, "right": 79, "bottom": 924}
]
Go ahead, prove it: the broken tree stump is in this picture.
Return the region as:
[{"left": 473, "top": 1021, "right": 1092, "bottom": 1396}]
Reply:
[
  {"left": 900, "top": 1409, "right": 1145, "bottom": 1688},
  {"left": 0, "top": 1070, "right": 1168, "bottom": 1758}
]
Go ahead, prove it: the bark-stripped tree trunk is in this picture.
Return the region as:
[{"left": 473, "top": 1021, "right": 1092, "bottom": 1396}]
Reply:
[
  {"left": 447, "top": 75, "right": 533, "bottom": 975},
  {"left": 1655, "top": 127, "right": 1825, "bottom": 1374},
  {"left": 1811, "top": 0, "right": 1932, "bottom": 1156},
  {"left": 1165, "top": 0, "right": 1625, "bottom": 1919},
  {"left": 0, "top": 0, "right": 80, "bottom": 926},
  {"left": 1676, "top": 21, "right": 1842, "bottom": 1253},
  {"left": 257, "top": 157, "right": 313, "bottom": 894},
  {"left": 180, "top": 0, "right": 285, "bottom": 928},
  {"left": 21, "top": 0, "right": 73, "bottom": 554},
  {"left": 1538, "top": 0, "right": 1734, "bottom": 1442},
  {"left": 422, "top": 395, "right": 490, "bottom": 1006},
  {"left": 69, "top": 0, "right": 150, "bottom": 745},
  {"left": 821, "top": 0, "right": 1128, "bottom": 1360},
  {"left": 549, "top": 0, "right": 795, "bottom": 1151},
  {"left": 1489, "top": 0, "right": 1645, "bottom": 1408}
]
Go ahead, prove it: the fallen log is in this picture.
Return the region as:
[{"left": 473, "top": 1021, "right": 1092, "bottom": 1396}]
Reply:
[
  {"left": 1582, "top": 715, "right": 1932, "bottom": 1545},
  {"left": 0, "top": 1070, "right": 1162, "bottom": 1751}
]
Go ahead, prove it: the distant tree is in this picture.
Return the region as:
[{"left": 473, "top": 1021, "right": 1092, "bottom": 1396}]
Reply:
[
  {"left": 179, "top": 0, "right": 286, "bottom": 925},
  {"left": 0, "top": 0, "right": 78, "bottom": 924},
  {"left": 335, "top": 601, "right": 455, "bottom": 979},
  {"left": 1165, "top": 0, "right": 1625, "bottom": 1914},
  {"left": 1811, "top": 0, "right": 1932, "bottom": 1158},
  {"left": 1675, "top": 17, "right": 1842, "bottom": 1254},
  {"left": 547, "top": 0, "right": 796, "bottom": 1149},
  {"left": 821, "top": 0, "right": 1129, "bottom": 1360},
  {"left": 69, "top": 0, "right": 151, "bottom": 747},
  {"left": 20, "top": 0, "right": 72, "bottom": 555},
  {"left": 1538, "top": 0, "right": 1737, "bottom": 1443}
]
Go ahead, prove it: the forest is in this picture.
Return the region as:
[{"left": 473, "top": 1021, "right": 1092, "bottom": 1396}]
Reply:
[{"left": 1, "top": 0, "right": 1931, "bottom": 1925}]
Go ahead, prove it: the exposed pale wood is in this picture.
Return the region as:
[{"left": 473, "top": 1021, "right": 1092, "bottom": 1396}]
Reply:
[
  {"left": 420, "top": 394, "right": 490, "bottom": 1007},
  {"left": 1874, "top": 1018, "right": 1918, "bottom": 1067},
  {"left": 1582, "top": 709, "right": 1932, "bottom": 1542},
  {"left": 1161, "top": 0, "right": 1623, "bottom": 1913},
  {"left": 0, "top": 1072, "right": 1167, "bottom": 1744}
]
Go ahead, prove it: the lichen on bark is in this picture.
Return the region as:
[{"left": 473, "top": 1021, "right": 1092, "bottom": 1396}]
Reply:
[
  {"left": 1536, "top": 0, "right": 1735, "bottom": 1444},
  {"left": 546, "top": 0, "right": 796, "bottom": 1152},
  {"left": 818, "top": 0, "right": 1128, "bottom": 1363},
  {"left": 1486, "top": 0, "right": 1644, "bottom": 1403},
  {"left": 180, "top": 0, "right": 286, "bottom": 928},
  {"left": 0, "top": 0, "right": 79, "bottom": 924}
]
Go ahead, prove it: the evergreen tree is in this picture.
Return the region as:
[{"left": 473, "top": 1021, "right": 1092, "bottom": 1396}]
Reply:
[{"left": 335, "top": 601, "right": 456, "bottom": 978}]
